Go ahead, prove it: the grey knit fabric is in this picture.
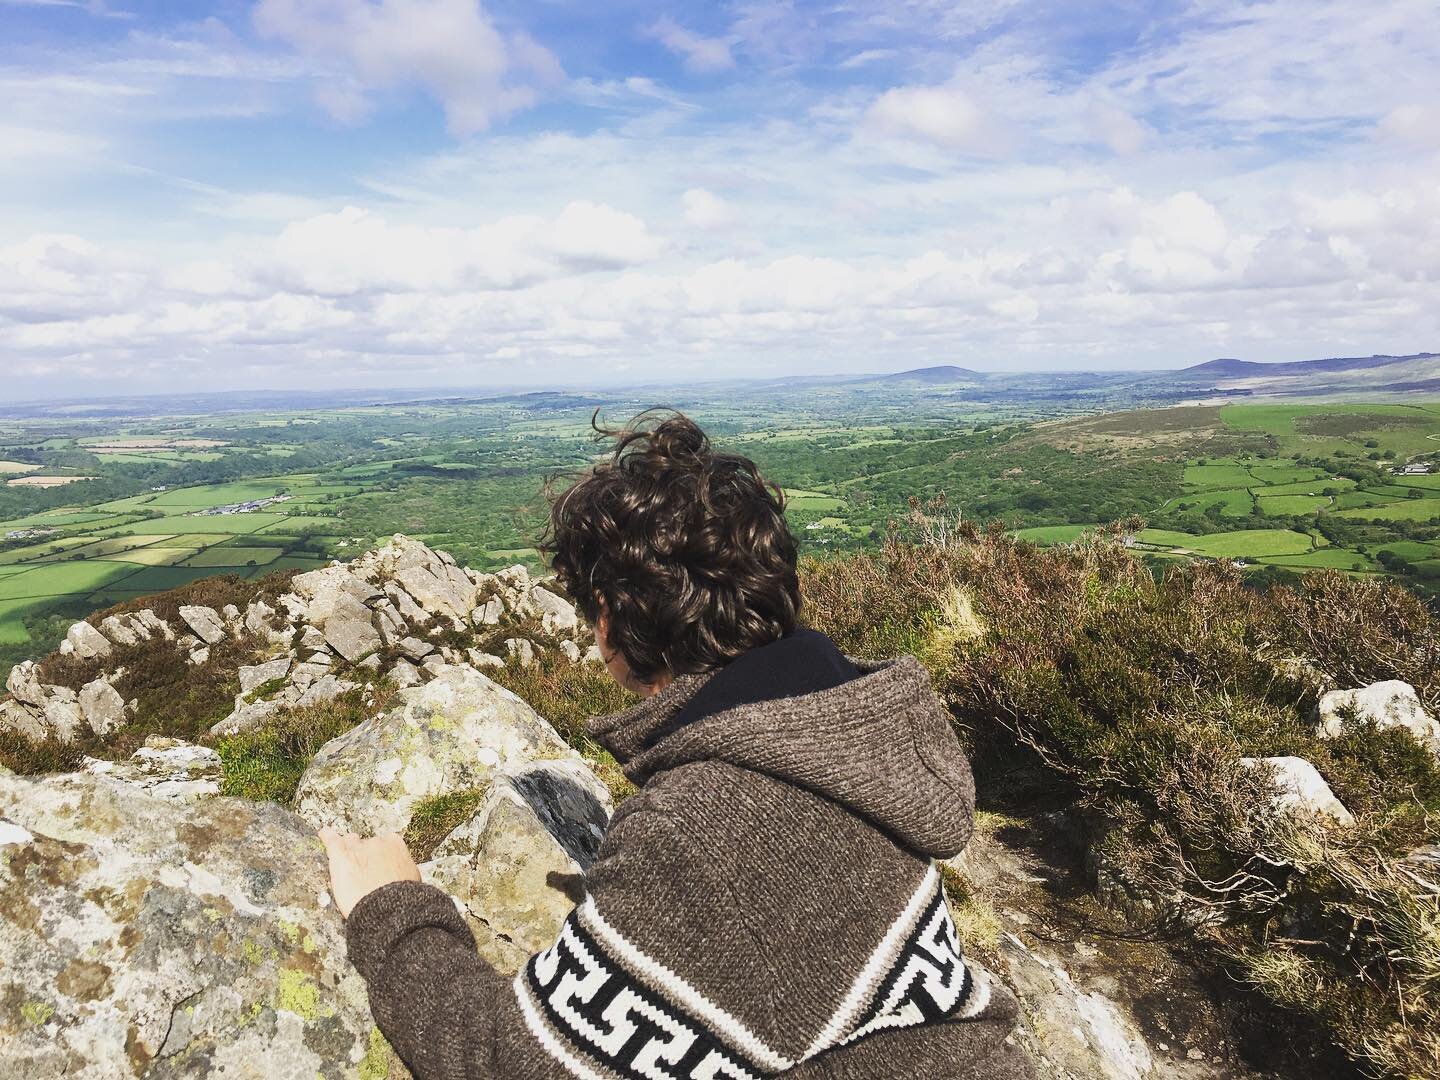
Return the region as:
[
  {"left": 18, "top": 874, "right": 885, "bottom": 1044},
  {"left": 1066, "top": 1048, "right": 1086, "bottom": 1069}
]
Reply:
[{"left": 345, "top": 652, "right": 1035, "bottom": 1079}]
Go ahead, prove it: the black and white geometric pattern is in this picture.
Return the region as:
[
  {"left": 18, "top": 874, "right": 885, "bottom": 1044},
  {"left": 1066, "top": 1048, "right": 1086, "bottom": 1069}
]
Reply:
[{"left": 513, "top": 864, "right": 984, "bottom": 1080}]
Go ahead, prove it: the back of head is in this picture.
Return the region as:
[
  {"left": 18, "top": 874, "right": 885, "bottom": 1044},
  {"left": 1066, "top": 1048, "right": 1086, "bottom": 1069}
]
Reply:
[{"left": 541, "top": 409, "right": 801, "bottom": 682}]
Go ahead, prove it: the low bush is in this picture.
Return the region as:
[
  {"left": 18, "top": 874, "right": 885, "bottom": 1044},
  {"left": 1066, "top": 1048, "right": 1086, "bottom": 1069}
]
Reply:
[
  {"left": 0, "top": 729, "right": 85, "bottom": 775},
  {"left": 800, "top": 501, "right": 1440, "bottom": 1078},
  {"left": 216, "top": 687, "right": 391, "bottom": 803}
]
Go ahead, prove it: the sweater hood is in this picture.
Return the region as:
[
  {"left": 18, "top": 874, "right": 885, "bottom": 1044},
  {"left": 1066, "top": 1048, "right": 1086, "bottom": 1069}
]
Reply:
[{"left": 587, "top": 645, "right": 975, "bottom": 859}]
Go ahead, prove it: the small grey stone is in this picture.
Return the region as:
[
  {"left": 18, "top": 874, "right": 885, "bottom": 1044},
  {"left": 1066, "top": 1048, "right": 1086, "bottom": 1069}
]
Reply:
[
  {"left": 178, "top": 605, "right": 226, "bottom": 646},
  {"left": 398, "top": 636, "right": 436, "bottom": 661},
  {"left": 238, "top": 657, "right": 293, "bottom": 695}
]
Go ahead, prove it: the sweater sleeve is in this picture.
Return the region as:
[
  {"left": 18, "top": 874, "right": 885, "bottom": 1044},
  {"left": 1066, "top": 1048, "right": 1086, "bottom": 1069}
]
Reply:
[
  {"left": 342, "top": 801, "right": 705, "bottom": 1080},
  {"left": 344, "top": 879, "right": 506, "bottom": 1080}
]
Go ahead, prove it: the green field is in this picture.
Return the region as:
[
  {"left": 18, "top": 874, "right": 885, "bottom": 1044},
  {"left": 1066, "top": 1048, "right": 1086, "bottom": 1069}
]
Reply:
[
  {"left": 1138, "top": 528, "right": 1315, "bottom": 559},
  {"left": 2, "top": 395, "right": 1437, "bottom": 680},
  {"left": 1183, "top": 463, "right": 1253, "bottom": 489},
  {"left": 0, "top": 468, "right": 389, "bottom": 659},
  {"left": 1258, "top": 549, "right": 1375, "bottom": 570},
  {"left": 183, "top": 546, "right": 285, "bottom": 567},
  {"left": 0, "top": 561, "right": 140, "bottom": 600},
  {"left": 1256, "top": 494, "right": 1332, "bottom": 515},
  {"left": 1334, "top": 499, "right": 1440, "bottom": 522}
]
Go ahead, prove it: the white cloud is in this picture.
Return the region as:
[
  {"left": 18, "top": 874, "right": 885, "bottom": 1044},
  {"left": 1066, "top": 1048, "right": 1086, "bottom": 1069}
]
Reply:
[
  {"left": 1380, "top": 104, "right": 1440, "bottom": 148},
  {"left": 682, "top": 188, "right": 738, "bottom": 230},
  {"left": 646, "top": 16, "right": 735, "bottom": 74},
  {"left": 252, "top": 0, "right": 563, "bottom": 135},
  {"left": 862, "top": 82, "right": 995, "bottom": 153},
  {"left": 8, "top": 168, "right": 1438, "bottom": 390},
  {"left": 838, "top": 49, "right": 895, "bottom": 69},
  {"left": 0, "top": 0, "right": 131, "bottom": 16},
  {"left": 266, "top": 201, "right": 663, "bottom": 296}
]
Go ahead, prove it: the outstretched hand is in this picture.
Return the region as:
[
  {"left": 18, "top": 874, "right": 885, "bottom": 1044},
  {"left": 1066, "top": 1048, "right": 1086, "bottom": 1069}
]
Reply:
[{"left": 318, "top": 827, "right": 421, "bottom": 918}]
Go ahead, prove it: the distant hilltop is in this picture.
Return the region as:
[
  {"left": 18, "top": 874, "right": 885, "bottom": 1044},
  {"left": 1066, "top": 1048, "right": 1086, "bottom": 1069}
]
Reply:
[
  {"left": 1178, "top": 352, "right": 1440, "bottom": 379},
  {"left": 873, "top": 364, "right": 985, "bottom": 383}
]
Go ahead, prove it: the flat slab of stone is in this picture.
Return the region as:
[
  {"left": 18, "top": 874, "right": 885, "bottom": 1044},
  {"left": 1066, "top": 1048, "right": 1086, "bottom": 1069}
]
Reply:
[
  {"left": 179, "top": 604, "right": 227, "bottom": 646},
  {"left": 84, "top": 736, "right": 223, "bottom": 801},
  {"left": 321, "top": 592, "right": 382, "bottom": 664},
  {"left": 397, "top": 636, "right": 435, "bottom": 661},
  {"left": 239, "top": 657, "right": 293, "bottom": 695}
]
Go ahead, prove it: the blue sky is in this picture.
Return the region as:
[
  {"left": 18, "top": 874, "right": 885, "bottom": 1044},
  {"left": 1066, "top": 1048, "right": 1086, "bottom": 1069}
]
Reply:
[{"left": 2, "top": 0, "right": 1438, "bottom": 397}]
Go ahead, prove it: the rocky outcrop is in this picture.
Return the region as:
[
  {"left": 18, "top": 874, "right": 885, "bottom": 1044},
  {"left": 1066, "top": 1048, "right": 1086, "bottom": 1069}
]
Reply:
[
  {"left": 3, "top": 661, "right": 90, "bottom": 742},
  {"left": 0, "top": 659, "right": 614, "bottom": 1077},
  {"left": 292, "top": 665, "right": 583, "bottom": 836},
  {"left": 0, "top": 537, "right": 623, "bottom": 1076},
  {"left": 1315, "top": 680, "right": 1440, "bottom": 757},
  {"left": 2, "top": 537, "right": 592, "bottom": 748},
  {"left": 0, "top": 772, "right": 405, "bottom": 1078}
]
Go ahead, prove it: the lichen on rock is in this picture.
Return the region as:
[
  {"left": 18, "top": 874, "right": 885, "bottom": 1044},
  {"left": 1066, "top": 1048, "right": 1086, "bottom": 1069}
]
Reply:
[{"left": 0, "top": 772, "right": 408, "bottom": 1078}]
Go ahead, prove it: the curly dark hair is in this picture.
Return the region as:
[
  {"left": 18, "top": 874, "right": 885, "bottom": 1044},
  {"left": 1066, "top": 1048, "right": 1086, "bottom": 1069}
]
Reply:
[{"left": 539, "top": 408, "right": 801, "bottom": 681}]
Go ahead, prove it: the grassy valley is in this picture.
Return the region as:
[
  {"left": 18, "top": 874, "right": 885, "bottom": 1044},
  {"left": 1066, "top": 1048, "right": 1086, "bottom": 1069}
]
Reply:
[{"left": 2, "top": 374, "right": 1438, "bottom": 684}]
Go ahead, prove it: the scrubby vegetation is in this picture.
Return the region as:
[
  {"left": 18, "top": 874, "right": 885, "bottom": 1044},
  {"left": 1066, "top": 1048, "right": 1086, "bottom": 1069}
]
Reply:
[
  {"left": 404, "top": 789, "right": 485, "bottom": 860},
  {"left": 803, "top": 499, "right": 1440, "bottom": 1079},
  {"left": 217, "top": 689, "right": 394, "bottom": 803}
]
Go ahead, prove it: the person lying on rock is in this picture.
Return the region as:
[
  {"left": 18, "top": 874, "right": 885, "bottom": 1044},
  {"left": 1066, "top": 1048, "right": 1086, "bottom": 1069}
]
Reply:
[{"left": 319, "top": 409, "right": 1035, "bottom": 1080}]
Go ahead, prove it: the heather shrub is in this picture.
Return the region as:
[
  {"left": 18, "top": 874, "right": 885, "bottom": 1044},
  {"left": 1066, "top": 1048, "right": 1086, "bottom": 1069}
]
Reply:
[{"left": 799, "top": 506, "right": 1440, "bottom": 1078}]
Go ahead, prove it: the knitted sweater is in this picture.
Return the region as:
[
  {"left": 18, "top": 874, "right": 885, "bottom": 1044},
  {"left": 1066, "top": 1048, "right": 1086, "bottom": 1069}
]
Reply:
[{"left": 344, "top": 633, "right": 1035, "bottom": 1080}]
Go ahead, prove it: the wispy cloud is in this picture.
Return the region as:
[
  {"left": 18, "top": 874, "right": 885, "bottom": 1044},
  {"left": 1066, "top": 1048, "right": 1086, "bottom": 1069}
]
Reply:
[
  {"left": 1, "top": 0, "right": 1438, "bottom": 395},
  {"left": 252, "top": 0, "right": 564, "bottom": 135},
  {"left": 645, "top": 16, "right": 735, "bottom": 74},
  {"left": 0, "top": 0, "right": 133, "bottom": 18}
]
